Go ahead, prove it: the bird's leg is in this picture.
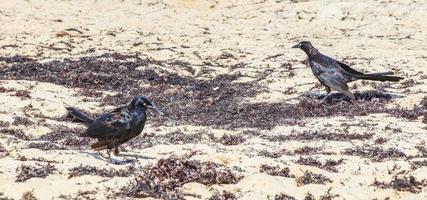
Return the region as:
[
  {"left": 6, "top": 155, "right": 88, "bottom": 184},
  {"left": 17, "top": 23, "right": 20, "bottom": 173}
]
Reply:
[
  {"left": 92, "top": 145, "right": 108, "bottom": 159},
  {"left": 112, "top": 146, "right": 129, "bottom": 163},
  {"left": 113, "top": 146, "right": 128, "bottom": 161},
  {"left": 113, "top": 146, "right": 120, "bottom": 156},
  {"left": 344, "top": 91, "right": 356, "bottom": 102},
  {"left": 320, "top": 86, "right": 331, "bottom": 103},
  {"left": 107, "top": 148, "right": 112, "bottom": 163},
  {"left": 320, "top": 95, "right": 330, "bottom": 103},
  {"left": 113, "top": 146, "right": 138, "bottom": 161},
  {"left": 325, "top": 86, "right": 331, "bottom": 95}
]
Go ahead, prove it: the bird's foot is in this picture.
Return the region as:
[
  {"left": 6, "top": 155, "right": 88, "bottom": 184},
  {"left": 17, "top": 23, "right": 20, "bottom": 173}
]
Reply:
[
  {"left": 97, "top": 151, "right": 109, "bottom": 160},
  {"left": 343, "top": 92, "right": 356, "bottom": 102},
  {"left": 106, "top": 156, "right": 127, "bottom": 165},
  {"left": 112, "top": 153, "right": 138, "bottom": 163},
  {"left": 319, "top": 98, "right": 328, "bottom": 104},
  {"left": 319, "top": 94, "right": 330, "bottom": 104}
]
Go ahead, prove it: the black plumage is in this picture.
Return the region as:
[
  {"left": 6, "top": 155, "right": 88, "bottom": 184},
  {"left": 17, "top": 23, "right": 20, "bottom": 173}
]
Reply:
[
  {"left": 66, "top": 96, "right": 162, "bottom": 163},
  {"left": 292, "top": 41, "right": 403, "bottom": 102}
]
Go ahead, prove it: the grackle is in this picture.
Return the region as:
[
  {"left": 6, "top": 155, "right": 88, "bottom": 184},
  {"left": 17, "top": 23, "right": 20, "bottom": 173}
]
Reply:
[
  {"left": 292, "top": 41, "right": 403, "bottom": 102},
  {"left": 66, "top": 96, "right": 163, "bottom": 163}
]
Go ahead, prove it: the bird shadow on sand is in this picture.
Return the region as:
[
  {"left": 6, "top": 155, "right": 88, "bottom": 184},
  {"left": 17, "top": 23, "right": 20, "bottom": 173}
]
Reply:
[
  {"left": 79, "top": 151, "right": 155, "bottom": 165},
  {"left": 116, "top": 153, "right": 156, "bottom": 160},
  {"left": 305, "top": 90, "right": 405, "bottom": 104},
  {"left": 79, "top": 151, "right": 106, "bottom": 161}
]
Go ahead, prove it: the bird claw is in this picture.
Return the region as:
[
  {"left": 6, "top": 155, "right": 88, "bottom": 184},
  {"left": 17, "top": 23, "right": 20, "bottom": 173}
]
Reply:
[
  {"left": 319, "top": 94, "right": 331, "bottom": 104},
  {"left": 110, "top": 153, "right": 139, "bottom": 164},
  {"left": 107, "top": 157, "right": 129, "bottom": 165}
]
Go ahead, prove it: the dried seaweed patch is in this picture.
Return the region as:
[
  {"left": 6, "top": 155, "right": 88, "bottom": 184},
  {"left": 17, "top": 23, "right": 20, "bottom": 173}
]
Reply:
[
  {"left": 126, "top": 131, "right": 203, "bottom": 148},
  {"left": 0, "top": 54, "right": 267, "bottom": 129},
  {"left": 211, "top": 134, "right": 246, "bottom": 146},
  {"left": 39, "top": 125, "right": 89, "bottom": 149},
  {"left": 415, "top": 145, "right": 427, "bottom": 157},
  {"left": 0, "top": 86, "right": 31, "bottom": 99},
  {"left": 296, "top": 157, "right": 344, "bottom": 172},
  {"left": 317, "top": 90, "right": 393, "bottom": 103},
  {"left": 11, "top": 90, "right": 31, "bottom": 99},
  {"left": 1, "top": 128, "right": 30, "bottom": 140},
  {"left": 259, "top": 164, "right": 295, "bottom": 178},
  {"left": 0, "top": 143, "right": 6, "bottom": 152},
  {"left": 157, "top": 131, "right": 202, "bottom": 145},
  {"left": 296, "top": 171, "right": 332, "bottom": 186},
  {"left": 258, "top": 149, "right": 287, "bottom": 158},
  {"left": 58, "top": 190, "right": 97, "bottom": 200},
  {"left": 68, "top": 165, "right": 135, "bottom": 178},
  {"left": 264, "top": 131, "right": 373, "bottom": 142},
  {"left": 21, "top": 191, "right": 38, "bottom": 200},
  {"left": 118, "top": 156, "right": 242, "bottom": 199},
  {"left": 294, "top": 146, "right": 322, "bottom": 155},
  {"left": 27, "top": 142, "right": 68, "bottom": 151},
  {"left": 208, "top": 191, "right": 237, "bottom": 200},
  {"left": 304, "top": 193, "right": 315, "bottom": 200},
  {"left": 319, "top": 188, "right": 340, "bottom": 200},
  {"left": 1, "top": 54, "right": 424, "bottom": 129},
  {"left": 16, "top": 155, "right": 60, "bottom": 163},
  {"left": 274, "top": 193, "right": 296, "bottom": 200},
  {"left": 374, "top": 137, "right": 387, "bottom": 144},
  {"left": 0, "top": 55, "right": 34, "bottom": 63},
  {"left": 0, "top": 120, "right": 11, "bottom": 127},
  {"left": 0, "top": 143, "right": 8, "bottom": 158},
  {"left": 411, "top": 160, "right": 427, "bottom": 169},
  {"left": 15, "top": 163, "right": 56, "bottom": 182},
  {"left": 372, "top": 176, "right": 427, "bottom": 193},
  {"left": 343, "top": 146, "right": 406, "bottom": 162},
  {"left": 13, "top": 116, "right": 34, "bottom": 126}
]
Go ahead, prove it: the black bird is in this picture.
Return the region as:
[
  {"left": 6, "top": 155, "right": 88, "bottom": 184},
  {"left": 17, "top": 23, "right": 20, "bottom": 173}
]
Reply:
[
  {"left": 66, "top": 96, "right": 163, "bottom": 163},
  {"left": 292, "top": 41, "right": 403, "bottom": 102}
]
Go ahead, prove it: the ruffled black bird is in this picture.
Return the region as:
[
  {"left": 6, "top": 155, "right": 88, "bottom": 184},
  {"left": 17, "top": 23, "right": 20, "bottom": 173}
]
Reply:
[
  {"left": 66, "top": 96, "right": 163, "bottom": 163},
  {"left": 292, "top": 41, "right": 403, "bottom": 102}
]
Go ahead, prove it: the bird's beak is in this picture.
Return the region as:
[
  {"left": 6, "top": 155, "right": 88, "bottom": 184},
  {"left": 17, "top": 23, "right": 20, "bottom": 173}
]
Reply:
[
  {"left": 149, "top": 103, "right": 164, "bottom": 116},
  {"left": 292, "top": 44, "right": 300, "bottom": 48}
]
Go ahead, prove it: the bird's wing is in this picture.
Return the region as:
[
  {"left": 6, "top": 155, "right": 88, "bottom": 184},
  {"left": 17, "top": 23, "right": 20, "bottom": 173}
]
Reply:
[
  {"left": 319, "top": 73, "right": 349, "bottom": 91},
  {"left": 311, "top": 60, "right": 350, "bottom": 92},
  {"left": 336, "top": 60, "right": 364, "bottom": 75},
  {"left": 82, "top": 107, "right": 131, "bottom": 139}
]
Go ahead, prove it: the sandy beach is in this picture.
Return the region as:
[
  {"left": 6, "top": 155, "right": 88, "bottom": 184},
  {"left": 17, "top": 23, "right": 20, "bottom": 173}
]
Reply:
[{"left": 0, "top": 0, "right": 427, "bottom": 199}]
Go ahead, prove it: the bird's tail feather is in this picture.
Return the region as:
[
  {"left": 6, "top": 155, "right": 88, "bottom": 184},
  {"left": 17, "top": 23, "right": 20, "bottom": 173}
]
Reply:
[
  {"left": 353, "top": 74, "right": 403, "bottom": 82},
  {"left": 66, "top": 107, "right": 94, "bottom": 124},
  {"left": 366, "top": 72, "right": 394, "bottom": 76}
]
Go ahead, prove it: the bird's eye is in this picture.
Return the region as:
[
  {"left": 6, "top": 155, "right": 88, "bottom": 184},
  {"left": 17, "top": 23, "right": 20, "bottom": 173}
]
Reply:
[{"left": 143, "top": 102, "right": 147, "bottom": 106}]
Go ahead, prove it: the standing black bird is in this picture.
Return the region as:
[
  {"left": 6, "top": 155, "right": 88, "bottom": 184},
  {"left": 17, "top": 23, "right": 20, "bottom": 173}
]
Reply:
[
  {"left": 292, "top": 41, "right": 403, "bottom": 102},
  {"left": 66, "top": 96, "right": 163, "bottom": 163}
]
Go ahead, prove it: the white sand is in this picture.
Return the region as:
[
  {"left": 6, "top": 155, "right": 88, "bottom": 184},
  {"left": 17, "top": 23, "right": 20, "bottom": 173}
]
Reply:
[{"left": 1, "top": 0, "right": 427, "bottom": 199}]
